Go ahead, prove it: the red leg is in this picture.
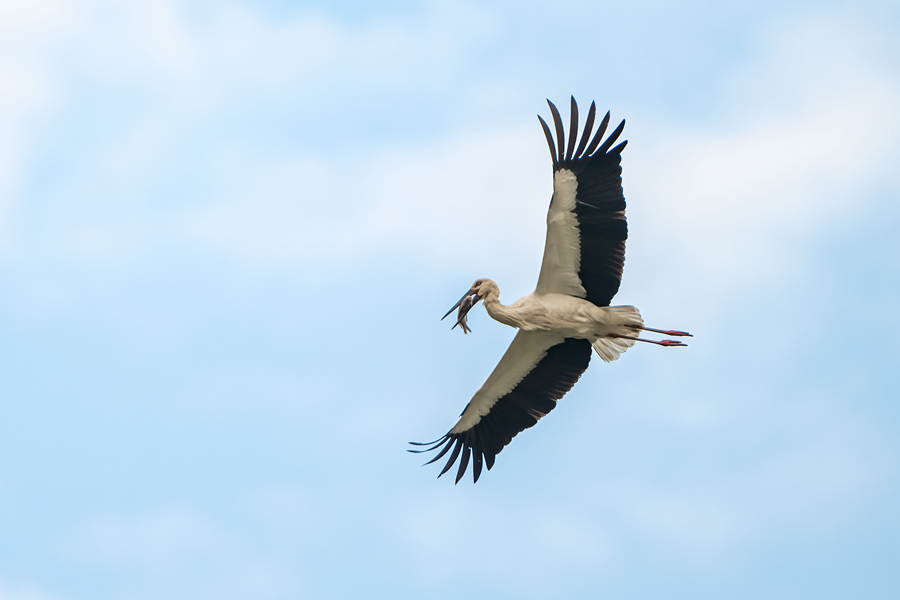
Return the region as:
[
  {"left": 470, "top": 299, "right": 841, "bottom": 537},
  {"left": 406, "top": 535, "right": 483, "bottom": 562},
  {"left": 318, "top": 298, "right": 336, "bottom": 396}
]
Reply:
[
  {"left": 641, "top": 327, "right": 691, "bottom": 337},
  {"left": 610, "top": 333, "right": 687, "bottom": 347}
]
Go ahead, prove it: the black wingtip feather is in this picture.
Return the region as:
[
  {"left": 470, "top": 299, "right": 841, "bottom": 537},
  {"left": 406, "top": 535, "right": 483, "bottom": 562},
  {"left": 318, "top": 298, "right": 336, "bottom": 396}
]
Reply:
[
  {"left": 547, "top": 100, "right": 565, "bottom": 165},
  {"left": 584, "top": 111, "right": 611, "bottom": 157},
  {"left": 485, "top": 452, "right": 495, "bottom": 471},
  {"left": 537, "top": 115, "right": 557, "bottom": 165},
  {"left": 407, "top": 436, "right": 447, "bottom": 451},
  {"left": 610, "top": 139, "right": 628, "bottom": 155},
  {"left": 574, "top": 101, "right": 596, "bottom": 159},
  {"left": 455, "top": 445, "right": 471, "bottom": 484},
  {"left": 438, "top": 439, "right": 463, "bottom": 478},
  {"left": 542, "top": 100, "right": 622, "bottom": 167},
  {"left": 422, "top": 436, "right": 454, "bottom": 465},
  {"left": 596, "top": 119, "right": 625, "bottom": 155},
  {"left": 565, "top": 96, "right": 579, "bottom": 162},
  {"left": 472, "top": 448, "right": 483, "bottom": 483}
]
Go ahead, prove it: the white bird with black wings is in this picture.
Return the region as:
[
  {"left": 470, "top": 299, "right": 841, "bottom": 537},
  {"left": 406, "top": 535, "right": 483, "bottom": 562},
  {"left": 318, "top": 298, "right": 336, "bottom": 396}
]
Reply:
[{"left": 410, "top": 98, "right": 691, "bottom": 483}]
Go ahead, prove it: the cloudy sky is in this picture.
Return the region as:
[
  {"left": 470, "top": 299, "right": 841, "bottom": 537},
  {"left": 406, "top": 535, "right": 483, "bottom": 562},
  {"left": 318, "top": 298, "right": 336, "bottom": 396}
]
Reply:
[{"left": 1, "top": 0, "right": 898, "bottom": 598}]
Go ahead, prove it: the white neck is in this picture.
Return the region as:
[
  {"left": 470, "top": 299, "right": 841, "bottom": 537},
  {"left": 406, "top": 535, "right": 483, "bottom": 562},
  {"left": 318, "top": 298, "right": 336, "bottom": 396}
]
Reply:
[{"left": 482, "top": 291, "right": 523, "bottom": 329}]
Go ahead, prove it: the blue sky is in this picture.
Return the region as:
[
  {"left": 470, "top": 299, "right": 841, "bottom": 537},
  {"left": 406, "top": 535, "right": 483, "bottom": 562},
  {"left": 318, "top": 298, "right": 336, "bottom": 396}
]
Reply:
[{"left": 1, "top": 0, "right": 898, "bottom": 598}]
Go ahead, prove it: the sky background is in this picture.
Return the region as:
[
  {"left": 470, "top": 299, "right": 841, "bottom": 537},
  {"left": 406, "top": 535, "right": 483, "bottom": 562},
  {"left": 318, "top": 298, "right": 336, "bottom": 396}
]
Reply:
[{"left": 1, "top": 0, "right": 899, "bottom": 598}]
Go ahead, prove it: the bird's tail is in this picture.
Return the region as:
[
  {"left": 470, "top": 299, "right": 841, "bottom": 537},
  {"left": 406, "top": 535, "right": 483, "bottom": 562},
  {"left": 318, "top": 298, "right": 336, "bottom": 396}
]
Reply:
[{"left": 591, "top": 306, "right": 643, "bottom": 363}]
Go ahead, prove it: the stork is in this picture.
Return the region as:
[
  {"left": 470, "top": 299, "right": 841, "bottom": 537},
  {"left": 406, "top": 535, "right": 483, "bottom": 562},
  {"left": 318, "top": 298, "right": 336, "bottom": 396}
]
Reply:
[{"left": 410, "top": 98, "right": 690, "bottom": 483}]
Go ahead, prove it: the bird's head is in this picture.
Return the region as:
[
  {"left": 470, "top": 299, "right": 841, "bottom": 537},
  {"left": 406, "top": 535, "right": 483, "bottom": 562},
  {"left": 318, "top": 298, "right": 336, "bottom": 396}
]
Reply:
[{"left": 441, "top": 279, "right": 497, "bottom": 334}]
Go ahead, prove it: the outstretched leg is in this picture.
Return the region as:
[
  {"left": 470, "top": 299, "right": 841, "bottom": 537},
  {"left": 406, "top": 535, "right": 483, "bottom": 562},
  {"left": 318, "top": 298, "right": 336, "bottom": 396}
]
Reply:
[
  {"left": 610, "top": 333, "right": 688, "bottom": 347},
  {"left": 638, "top": 326, "right": 692, "bottom": 337}
]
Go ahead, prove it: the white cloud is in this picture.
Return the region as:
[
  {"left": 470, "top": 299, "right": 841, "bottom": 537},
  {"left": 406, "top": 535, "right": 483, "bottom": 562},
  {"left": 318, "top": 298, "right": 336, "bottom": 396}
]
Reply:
[
  {"left": 595, "top": 392, "right": 879, "bottom": 558},
  {"left": 397, "top": 491, "right": 613, "bottom": 588},
  {"left": 610, "top": 481, "right": 749, "bottom": 555},
  {"left": 0, "top": 580, "right": 68, "bottom": 600},
  {"left": 71, "top": 506, "right": 302, "bottom": 598},
  {"left": 6, "top": 1, "right": 895, "bottom": 292},
  {"left": 19, "top": 0, "right": 502, "bottom": 113},
  {"left": 81, "top": 8, "right": 900, "bottom": 284},
  {"left": 625, "top": 12, "right": 900, "bottom": 309},
  {"left": 169, "top": 125, "right": 548, "bottom": 272},
  {"left": 0, "top": 0, "right": 74, "bottom": 253},
  {"left": 80, "top": 507, "right": 231, "bottom": 567},
  {"left": 0, "top": 0, "right": 513, "bottom": 275}
]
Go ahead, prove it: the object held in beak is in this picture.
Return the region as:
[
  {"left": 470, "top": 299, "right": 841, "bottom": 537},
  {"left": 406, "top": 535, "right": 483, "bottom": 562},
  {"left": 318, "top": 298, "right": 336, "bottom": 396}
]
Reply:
[{"left": 441, "top": 288, "right": 481, "bottom": 334}]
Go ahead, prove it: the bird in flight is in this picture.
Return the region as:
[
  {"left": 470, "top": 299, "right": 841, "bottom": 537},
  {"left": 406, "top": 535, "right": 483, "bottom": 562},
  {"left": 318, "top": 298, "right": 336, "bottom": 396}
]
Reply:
[{"left": 410, "top": 98, "right": 690, "bottom": 483}]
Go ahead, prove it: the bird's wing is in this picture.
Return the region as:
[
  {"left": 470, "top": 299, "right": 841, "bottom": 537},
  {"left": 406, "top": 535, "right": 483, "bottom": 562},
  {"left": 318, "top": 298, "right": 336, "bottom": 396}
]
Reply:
[
  {"left": 410, "top": 331, "right": 592, "bottom": 483},
  {"left": 534, "top": 97, "right": 628, "bottom": 307}
]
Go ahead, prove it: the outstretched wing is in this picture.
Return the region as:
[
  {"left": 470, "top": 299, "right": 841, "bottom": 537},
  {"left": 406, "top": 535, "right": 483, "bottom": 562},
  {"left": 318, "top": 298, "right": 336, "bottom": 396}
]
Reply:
[
  {"left": 535, "top": 97, "right": 628, "bottom": 307},
  {"left": 410, "top": 332, "right": 592, "bottom": 483}
]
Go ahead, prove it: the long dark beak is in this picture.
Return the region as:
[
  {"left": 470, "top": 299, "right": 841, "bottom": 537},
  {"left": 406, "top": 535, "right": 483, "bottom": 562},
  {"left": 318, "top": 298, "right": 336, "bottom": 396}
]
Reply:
[
  {"left": 441, "top": 288, "right": 481, "bottom": 333},
  {"left": 441, "top": 288, "right": 475, "bottom": 321}
]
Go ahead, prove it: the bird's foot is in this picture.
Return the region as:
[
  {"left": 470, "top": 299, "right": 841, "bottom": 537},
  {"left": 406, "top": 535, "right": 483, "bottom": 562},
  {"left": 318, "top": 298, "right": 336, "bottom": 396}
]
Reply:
[{"left": 656, "top": 339, "right": 687, "bottom": 347}]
